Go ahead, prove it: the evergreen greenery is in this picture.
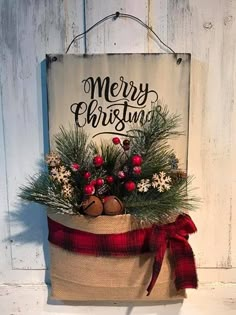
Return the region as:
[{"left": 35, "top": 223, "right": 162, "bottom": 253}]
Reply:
[
  {"left": 19, "top": 105, "right": 198, "bottom": 224},
  {"left": 19, "top": 173, "right": 74, "bottom": 214}
]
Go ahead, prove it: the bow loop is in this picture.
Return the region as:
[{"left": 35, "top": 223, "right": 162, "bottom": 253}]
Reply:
[{"left": 174, "top": 214, "right": 197, "bottom": 236}]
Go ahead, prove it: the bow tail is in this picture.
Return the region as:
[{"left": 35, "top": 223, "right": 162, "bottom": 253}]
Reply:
[
  {"left": 169, "top": 237, "right": 198, "bottom": 290},
  {"left": 146, "top": 243, "right": 167, "bottom": 296}
]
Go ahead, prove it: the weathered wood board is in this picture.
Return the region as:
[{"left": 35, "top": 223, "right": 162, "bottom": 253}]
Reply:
[
  {"left": 46, "top": 53, "right": 190, "bottom": 169},
  {"left": 0, "top": 0, "right": 85, "bottom": 273}
]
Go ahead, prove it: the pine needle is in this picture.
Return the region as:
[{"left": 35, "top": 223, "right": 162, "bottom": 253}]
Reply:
[
  {"left": 19, "top": 173, "right": 74, "bottom": 214},
  {"left": 54, "top": 126, "right": 92, "bottom": 168}
]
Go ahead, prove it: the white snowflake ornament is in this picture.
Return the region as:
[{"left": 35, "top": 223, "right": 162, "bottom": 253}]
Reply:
[
  {"left": 137, "top": 179, "right": 151, "bottom": 192},
  {"left": 46, "top": 152, "right": 60, "bottom": 167},
  {"left": 152, "top": 171, "right": 171, "bottom": 192},
  {"left": 62, "top": 184, "right": 74, "bottom": 199},
  {"left": 50, "top": 166, "right": 71, "bottom": 184}
]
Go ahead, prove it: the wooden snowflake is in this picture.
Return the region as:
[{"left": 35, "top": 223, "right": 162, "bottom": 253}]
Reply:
[
  {"left": 152, "top": 172, "right": 171, "bottom": 192},
  {"left": 62, "top": 184, "right": 74, "bottom": 199},
  {"left": 50, "top": 166, "right": 71, "bottom": 184},
  {"left": 137, "top": 179, "right": 151, "bottom": 192},
  {"left": 46, "top": 152, "right": 61, "bottom": 167}
]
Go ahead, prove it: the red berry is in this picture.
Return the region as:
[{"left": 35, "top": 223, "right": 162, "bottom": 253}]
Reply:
[
  {"left": 84, "top": 184, "right": 95, "bottom": 195},
  {"left": 83, "top": 171, "right": 91, "bottom": 179},
  {"left": 118, "top": 171, "right": 126, "bottom": 179},
  {"left": 133, "top": 166, "right": 142, "bottom": 175},
  {"left": 93, "top": 155, "right": 104, "bottom": 167},
  {"left": 106, "top": 175, "right": 114, "bottom": 184},
  {"left": 124, "top": 181, "right": 136, "bottom": 192},
  {"left": 71, "top": 163, "right": 80, "bottom": 171},
  {"left": 112, "top": 137, "right": 120, "bottom": 145},
  {"left": 90, "top": 179, "right": 97, "bottom": 186},
  {"left": 96, "top": 178, "right": 104, "bottom": 186},
  {"left": 131, "top": 154, "right": 143, "bottom": 166}
]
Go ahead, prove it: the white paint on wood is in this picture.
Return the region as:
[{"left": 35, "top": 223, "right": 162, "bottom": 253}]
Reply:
[
  {"left": 0, "top": 284, "right": 236, "bottom": 315},
  {"left": 0, "top": 0, "right": 84, "bottom": 272},
  {"left": 64, "top": 0, "right": 85, "bottom": 54},
  {"left": 85, "top": 0, "right": 149, "bottom": 53},
  {"left": 221, "top": 0, "right": 236, "bottom": 268},
  {"left": 178, "top": 0, "right": 236, "bottom": 268},
  {"left": 147, "top": 0, "right": 168, "bottom": 53},
  {"left": 0, "top": 75, "right": 13, "bottom": 276},
  {"left": 0, "top": 0, "right": 49, "bottom": 270}
]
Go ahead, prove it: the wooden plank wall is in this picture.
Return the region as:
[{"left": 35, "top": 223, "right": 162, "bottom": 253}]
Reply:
[{"left": 0, "top": 0, "right": 235, "bottom": 283}]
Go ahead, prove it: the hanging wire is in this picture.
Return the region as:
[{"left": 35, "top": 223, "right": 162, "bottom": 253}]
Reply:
[{"left": 66, "top": 11, "right": 177, "bottom": 56}]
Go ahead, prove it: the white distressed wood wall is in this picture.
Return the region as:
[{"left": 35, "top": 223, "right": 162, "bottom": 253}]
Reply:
[{"left": 0, "top": 0, "right": 235, "bottom": 287}]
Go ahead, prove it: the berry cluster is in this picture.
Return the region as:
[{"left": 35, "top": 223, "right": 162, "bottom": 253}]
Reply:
[
  {"left": 112, "top": 137, "right": 143, "bottom": 192},
  {"left": 70, "top": 155, "right": 113, "bottom": 196},
  {"left": 112, "top": 137, "right": 130, "bottom": 151},
  {"left": 69, "top": 137, "right": 144, "bottom": 198}
]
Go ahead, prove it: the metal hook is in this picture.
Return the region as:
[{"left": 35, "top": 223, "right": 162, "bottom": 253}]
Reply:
[{"left": 113, "top": 11, "right": 120, "bottom": 20}]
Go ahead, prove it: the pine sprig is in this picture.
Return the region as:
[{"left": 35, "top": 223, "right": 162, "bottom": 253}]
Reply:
[
  {"left": 128, "top": 106, "right": 183, "bottom": 159},
  {"left": 125, "top": 177, "right": 198, "bottom": 224},
  {"left": 19, "top": 173, "right": 74, "bottom": 214},
  {"left": 141, "top": 142, "right": 175, "bottom": 176},
  {"left": 54, "top": 126, "right": 92, "bottom": 169}
]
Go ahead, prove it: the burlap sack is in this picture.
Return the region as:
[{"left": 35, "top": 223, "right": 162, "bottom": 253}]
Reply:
[{"left": 48, "top": 213, "right": 186, "bottom": 301}]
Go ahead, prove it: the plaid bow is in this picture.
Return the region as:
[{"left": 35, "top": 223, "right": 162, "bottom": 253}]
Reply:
[
  {"left": 48, "top": 214, "right": 198, "bottom": 295},
  {"left": 147, "top": 214, "right": 198, "bottom": 295}
]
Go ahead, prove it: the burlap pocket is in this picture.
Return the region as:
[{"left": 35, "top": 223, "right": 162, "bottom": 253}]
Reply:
[{"left": 48, "top": 213, "right": 186, "bottom": 301}]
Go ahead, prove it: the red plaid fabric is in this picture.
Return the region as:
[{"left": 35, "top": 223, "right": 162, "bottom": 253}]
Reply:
[{"left": 48, "top": 214, "right": 198, "bottom": 295}]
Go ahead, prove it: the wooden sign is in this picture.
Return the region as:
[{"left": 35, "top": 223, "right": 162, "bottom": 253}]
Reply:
[{"left": 46, "top": 54, "right": 190, "bottom": 168}]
